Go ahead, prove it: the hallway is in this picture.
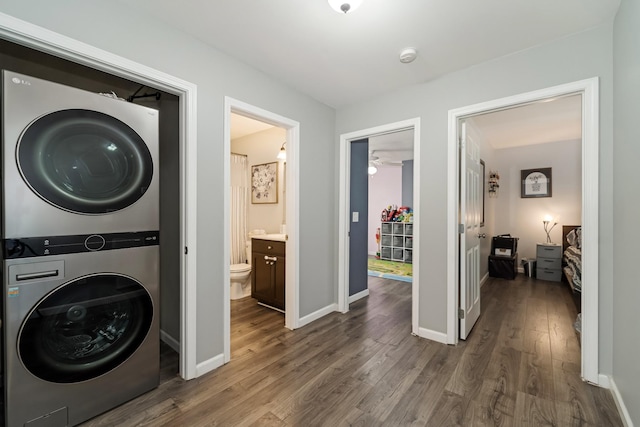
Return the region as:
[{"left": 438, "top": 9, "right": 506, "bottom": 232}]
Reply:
[{"left": 82, "top": 276, "right": 622, "bottom": 426}]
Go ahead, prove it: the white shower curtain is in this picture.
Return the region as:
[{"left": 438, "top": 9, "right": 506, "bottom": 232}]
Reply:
[{"left": 230, "top": 154, "right": 249, "bottom": 264}]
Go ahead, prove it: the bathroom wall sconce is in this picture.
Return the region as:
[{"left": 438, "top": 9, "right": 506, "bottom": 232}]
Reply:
[
  {"left": 277, "top": 142, "right": 286, "bottom": 160},
  {"left": 328, "top": 0, "right": 363, "bottom": 13},
  {"left": 543, "top": 215, "right": 558, "bottom": 244},
  {"left": 488, "top": 170, "right": 500, "bottom": 198}
]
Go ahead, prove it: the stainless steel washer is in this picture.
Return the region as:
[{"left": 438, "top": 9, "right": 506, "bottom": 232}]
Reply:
[
  {"left": 2, "top": 70, "right": 159, "bottom": 238},
  {"left": 3, "top": 233, "right": 159, "bottom": 427}
]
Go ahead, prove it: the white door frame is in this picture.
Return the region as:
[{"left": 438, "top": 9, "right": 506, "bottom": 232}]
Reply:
[
  {"left": 223, "top": 97, "right": 300, "bottom": 362},
  {"left": 447, "top": 78, "right": 600, "bottom": 385},
  {"left": 0, "top": 13, "right": 199, "bottom": 379},
  {"left": 338, "top": 118, "right": 421, "bottom": 335}
]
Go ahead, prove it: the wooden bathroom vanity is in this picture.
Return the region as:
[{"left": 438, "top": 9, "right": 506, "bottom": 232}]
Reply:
[{"left": 251, "top": 236, "right": 285, "bottom": 311}]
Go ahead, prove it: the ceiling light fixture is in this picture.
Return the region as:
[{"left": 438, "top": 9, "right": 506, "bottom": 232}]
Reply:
[
  {"left": 328, "top": 0, "right": 363, "bottom": 14},
  {"left": 277, "top": 142, "right": 286, "bottom": 160},
  {"left": 368, "top": 151, "right": 379, "bottom": 175}
]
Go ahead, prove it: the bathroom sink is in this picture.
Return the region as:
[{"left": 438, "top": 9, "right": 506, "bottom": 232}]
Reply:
[{"left": 252, "top": 233, "right": 287, "bottom": 242}]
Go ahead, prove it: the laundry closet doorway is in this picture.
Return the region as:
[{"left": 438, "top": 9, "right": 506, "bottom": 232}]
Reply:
[{"left": 0, "top": 14, "right": 199, "bottom": 379}]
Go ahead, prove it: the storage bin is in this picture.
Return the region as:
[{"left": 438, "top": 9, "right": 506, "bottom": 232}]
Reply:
[
  {"left": 393, "top": 223, "right": 404, "bottom": 234},
  {"left": 488, "top": 254, "right": 518, "bottom": 279},
  {"left": 536, "top": 268, "right": 562, "bottom": 282},
  {"left": 405, "top": 223, "right": 413, "bottom": 236},
  {"left": 491, "top": 235, "right": 518, "bottom": 256}
]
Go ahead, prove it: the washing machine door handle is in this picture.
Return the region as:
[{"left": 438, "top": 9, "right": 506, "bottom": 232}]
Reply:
[{"left": 16, "top": 269, "right": 60, "bottom": 281}]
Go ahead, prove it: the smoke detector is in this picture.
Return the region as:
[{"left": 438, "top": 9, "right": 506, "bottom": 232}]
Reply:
[{"left": 399, "top": 47, "right": 418, "bottom": 64}]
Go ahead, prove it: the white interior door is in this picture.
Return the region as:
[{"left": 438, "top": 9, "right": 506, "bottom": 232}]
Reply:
[{"left": 459, "top": 121, "right": 482, "bottom": 339}]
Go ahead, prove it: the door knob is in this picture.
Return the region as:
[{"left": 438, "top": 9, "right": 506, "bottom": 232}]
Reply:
[{"left": 478, "top": 233, "right": 486, "bottom": 238}]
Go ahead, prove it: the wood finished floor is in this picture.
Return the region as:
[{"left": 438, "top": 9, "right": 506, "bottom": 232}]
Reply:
[{"left": 82, "top": 275, "right": 623, "bottom": 426}]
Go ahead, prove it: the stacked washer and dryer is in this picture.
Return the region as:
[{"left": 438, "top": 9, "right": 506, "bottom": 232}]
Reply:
[{"left": 1, "top": 71, "right": 161, "bottom": 426}]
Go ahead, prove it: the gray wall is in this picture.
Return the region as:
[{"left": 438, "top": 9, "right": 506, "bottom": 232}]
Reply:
[
  {"left": 613, "top": 1, "right": 640, "bottom": 423},
  {"left": 336, "top": 24, "right": 615, "bottom": 374},
  {"left": 0, "top": 1, "right": 336, "bottom": 365}
]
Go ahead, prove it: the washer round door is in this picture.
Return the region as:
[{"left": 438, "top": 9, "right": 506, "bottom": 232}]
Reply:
[
  {"left": 18, "top": 274, "right": 154, "bottom": 383},
  {"left": 17, "top": 109, "right": 154, "bottom": 214}
]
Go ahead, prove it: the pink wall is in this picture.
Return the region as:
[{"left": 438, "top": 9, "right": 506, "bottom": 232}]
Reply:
[{"left": 368, "top": 165, "right": 402, "bottom": 255}]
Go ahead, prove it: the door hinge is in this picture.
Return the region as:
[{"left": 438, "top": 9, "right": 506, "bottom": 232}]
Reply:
[
  {"left": 458, "top": 224, "right": 464, "bottom": 234},
  {"left": 458, "top": 308, "right": 465, "bottom": 319},
  {"left": 184, "top": 246, "right": 188, "bottom": 255}
]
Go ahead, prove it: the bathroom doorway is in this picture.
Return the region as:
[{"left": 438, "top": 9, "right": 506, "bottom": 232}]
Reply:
[{"left": 223, "top": 97, "right": 300, "bottom": 363}]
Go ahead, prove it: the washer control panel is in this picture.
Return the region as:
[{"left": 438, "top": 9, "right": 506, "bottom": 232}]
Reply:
[{"left": 3, "top": 230, "right": 159, "bottom": 259}]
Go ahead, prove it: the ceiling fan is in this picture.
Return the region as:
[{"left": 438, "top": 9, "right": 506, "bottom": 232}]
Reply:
[{"left": 368, "top": 151, "right": 382, "bottom": 175}]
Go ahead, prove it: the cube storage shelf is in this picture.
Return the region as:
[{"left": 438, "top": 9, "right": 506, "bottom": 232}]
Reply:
[{"left": 380, "top": 222, "right": 413, "bottom": 263}]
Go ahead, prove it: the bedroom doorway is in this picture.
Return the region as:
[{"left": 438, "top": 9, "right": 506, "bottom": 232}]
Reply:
[
  {"left": 337, "top": 118, "right": 422, "bottom": 337},
  {"left": 447, "top": 78, "right": 600, "bottom": 385}
]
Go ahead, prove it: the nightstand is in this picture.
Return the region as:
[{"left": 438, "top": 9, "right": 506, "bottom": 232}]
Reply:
[{"left": 536, "top": 243, "right": 562, "bottom": 282}]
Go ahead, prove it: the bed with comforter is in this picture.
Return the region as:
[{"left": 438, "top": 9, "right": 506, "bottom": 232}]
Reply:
[{"left": 562, "top": 225, "right": 582, "bottom": 293}]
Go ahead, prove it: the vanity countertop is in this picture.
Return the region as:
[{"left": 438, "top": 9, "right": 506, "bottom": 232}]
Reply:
[{"left": 252, "top": 234, "right": 287, "bottom": 242}]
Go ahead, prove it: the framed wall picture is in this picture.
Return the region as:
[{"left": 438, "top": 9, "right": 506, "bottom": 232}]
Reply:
[
  {"left": 521, "top": 167, "right": 552, "bottom": 198},
  {"left": 251, "top": 162, "right": 278, "bottom": 204}
]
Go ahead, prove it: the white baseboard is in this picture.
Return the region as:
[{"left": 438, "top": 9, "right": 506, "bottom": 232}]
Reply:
[
  {"left": 161, "top": 330, "right": 224, "bottom": 379},
  {"left": 348, "top": 289, "right": 369, "bottom": 304},
  {"left": 415, "top": 327, "right": 448, "bottom": 344},
  {"left": 480, "top": 272, "right": 489, "bottom": 287},
  {"left": 608, "top": 376, "right": 634, "bottom": 427},
  {"left": 196, "top": 353, "right": 225, "bottom": 378},
  {"left": 298, "top": 303, "right": 339, "bottom": 328},
  {"left": 598, "top": 373, "right": 611, "bottom": 389},
  {"left": 160, "top": 329, "right": 180, "bottom": 353}
]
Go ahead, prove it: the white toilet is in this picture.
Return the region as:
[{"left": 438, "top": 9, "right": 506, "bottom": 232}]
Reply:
[{"left": 230, "top": 240, "right": 252, "bottom": 300}]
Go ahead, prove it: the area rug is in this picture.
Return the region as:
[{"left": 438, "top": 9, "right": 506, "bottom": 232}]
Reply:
[{"left": 367, "top": 258, "right": 412, "bottom": 283}]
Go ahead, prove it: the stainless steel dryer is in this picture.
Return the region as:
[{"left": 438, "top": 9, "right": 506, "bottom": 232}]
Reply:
[
  {"left": 2, "top": 70, "right": 159, "bottom": 238},
  {"left": 3, "top": 232, "right": 159, "bottom": 427}
]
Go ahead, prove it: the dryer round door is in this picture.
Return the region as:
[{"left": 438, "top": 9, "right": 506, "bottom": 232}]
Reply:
[
  {"left": 18, "top": 273, "right": 154, "bottom": 383},
  {"left": 17, "top": 109, "right": 154, "bottom": 214}
]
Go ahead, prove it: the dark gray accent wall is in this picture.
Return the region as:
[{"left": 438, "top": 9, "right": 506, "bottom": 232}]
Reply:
[
  {"left": 349, "top": 139, "right": 369, "bottom": 297},
  {"left": 402, "top": 160, "right": 414, "bottom": 208}
]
